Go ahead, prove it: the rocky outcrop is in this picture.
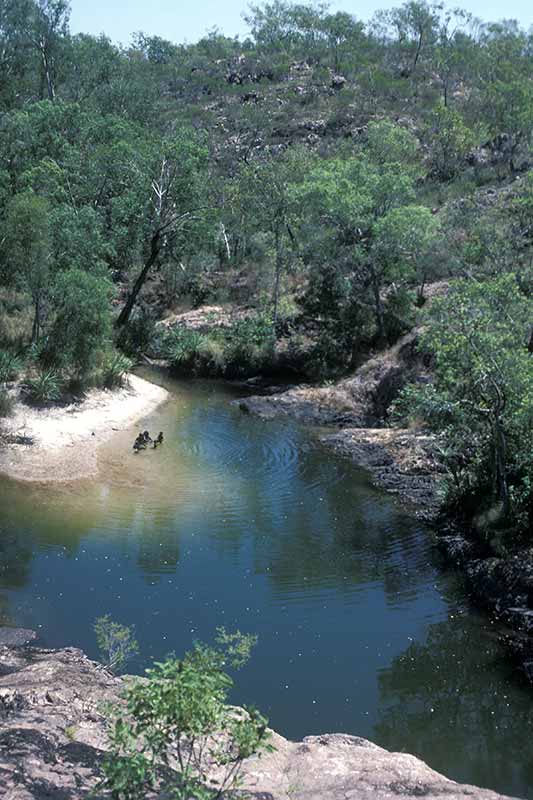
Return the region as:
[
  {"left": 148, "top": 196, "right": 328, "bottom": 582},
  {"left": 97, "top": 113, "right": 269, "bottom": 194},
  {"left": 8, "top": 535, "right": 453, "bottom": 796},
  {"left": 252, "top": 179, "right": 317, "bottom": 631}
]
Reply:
[
  {"left": 0, "top": 640, "right": 519, "bottom": 800},
  {"left": 236, "top": 328, "right": 443, "bottom": 519},
  {"left": 323, "top": 427, "right": 444, "bottom": 520},
  {"left": 237, "top": 329, "right": 429, "bottom": 427},
  {"left": 157, "top": 304, "right": 257, "bottom": 333}
]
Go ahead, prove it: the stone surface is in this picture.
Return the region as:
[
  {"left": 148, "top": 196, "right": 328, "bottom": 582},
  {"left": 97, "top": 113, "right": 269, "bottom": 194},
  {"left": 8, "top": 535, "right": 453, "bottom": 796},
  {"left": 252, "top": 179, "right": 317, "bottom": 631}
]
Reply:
[
  {"left": 0, "top": 629, "right": 36, "bottom": 647},
  {"left": 0, "top": 643, "right": 520, "bottom": 799},
  {"left": 323, "top": 427, "right": 444, "bottom": 520},
  {"left": 237, "top": 329, "right": 428, "bottom": 427}
]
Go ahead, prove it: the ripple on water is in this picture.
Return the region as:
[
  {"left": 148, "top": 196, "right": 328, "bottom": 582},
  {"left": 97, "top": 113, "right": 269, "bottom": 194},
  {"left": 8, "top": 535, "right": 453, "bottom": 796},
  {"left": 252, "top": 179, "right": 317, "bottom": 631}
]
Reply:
[{"left": 3, "top": 377, "right": 531, "bottom": 800}]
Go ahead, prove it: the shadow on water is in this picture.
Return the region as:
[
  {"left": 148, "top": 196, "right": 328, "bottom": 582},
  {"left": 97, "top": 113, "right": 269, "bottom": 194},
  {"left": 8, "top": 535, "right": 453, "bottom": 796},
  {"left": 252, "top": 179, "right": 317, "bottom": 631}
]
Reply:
[
  {"left": 0, "top": 371, "right": 532, "bottom": 798},
  {"left": 376, "top": 608, "right": 533, "bottom": 797}
]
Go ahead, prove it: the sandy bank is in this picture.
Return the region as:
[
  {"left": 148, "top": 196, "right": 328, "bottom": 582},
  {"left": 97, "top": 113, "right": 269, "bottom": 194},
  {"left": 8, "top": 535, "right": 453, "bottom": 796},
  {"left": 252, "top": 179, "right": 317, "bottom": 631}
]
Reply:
[{"left": 0, "top": 374, "right": 168, "bottom": 483}]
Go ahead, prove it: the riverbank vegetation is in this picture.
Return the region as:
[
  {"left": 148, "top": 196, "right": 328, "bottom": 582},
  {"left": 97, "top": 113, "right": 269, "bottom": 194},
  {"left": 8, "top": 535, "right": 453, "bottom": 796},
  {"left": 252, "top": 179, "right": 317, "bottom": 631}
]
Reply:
[
  {"left": 0, "top": 0, "right": 531, "bottom": 535},
  {"left": 99, "top": 629, "right": 271, "bottom": 800}
]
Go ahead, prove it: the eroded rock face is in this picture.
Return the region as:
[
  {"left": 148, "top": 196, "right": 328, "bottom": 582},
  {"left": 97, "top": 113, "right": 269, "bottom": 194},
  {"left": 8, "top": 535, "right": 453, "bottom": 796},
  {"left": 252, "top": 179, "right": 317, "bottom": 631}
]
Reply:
[
  {"left": 323, "top": 427, "right": 443, "bottom": 520},
  {"left": 0, "top": 641, "right": 520, "bottom": 799},
  {"left": 236, "top": 329, "right": 430, "bottom": 427},
  {"left": 0, "top": 645, "right": 120, "bottom": 799},
  {"left": 241, "top": 733, "right": 518, "bottom": 800},
  {"left": 236, "top": 329, "right": 443, "bottom": 519}
]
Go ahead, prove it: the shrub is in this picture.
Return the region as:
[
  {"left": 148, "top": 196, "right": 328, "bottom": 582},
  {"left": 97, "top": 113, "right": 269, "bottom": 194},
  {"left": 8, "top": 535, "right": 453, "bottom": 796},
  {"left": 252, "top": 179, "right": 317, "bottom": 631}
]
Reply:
[
  {"left": 0, "top": 389, "right": 14, "bottom": 417},
  {"left": 94, "top": 615, "right": 139, "bottom": 673},
  {"left": 100, "top": 351, "right": 132, "bottom": 389},
  {"left": 195, "top": 335, "right": 228, "bottom": 374},
  {"left": 305, "top": 331, "right": 347, "bottom": 381},
  {"left": 161, "top": 314, "right": 276, "bottom": 379},
  {"left": 99, "top": 630, "right": 272, "bottom": 800},
  {"left": 222, "top": 315, "right": 275, "bottom": 378},
  {"left": 0, "top": 351, "right": 23, "bottom": 385},
  {"left": 116, "top": 309, "right": 156, "bottom": 357},
  {"left": 393, "top": 276, "right": 533, "bottom": 536},
  {"left": 165, "top": 328, "right": 206, "bottom": 373},
  {"left": 24, "top": 370, "right": 63, "bottom": 403},
  {"left": 44, "top": 270, "right": 113, "bottom": 378}
]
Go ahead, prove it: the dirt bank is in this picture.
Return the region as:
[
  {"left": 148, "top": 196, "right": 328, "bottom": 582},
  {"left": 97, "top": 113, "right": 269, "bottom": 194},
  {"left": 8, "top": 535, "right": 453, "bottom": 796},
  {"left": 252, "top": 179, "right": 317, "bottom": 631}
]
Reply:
[{"left": 0, "top": 374, "right": 168, "bottom": 483}]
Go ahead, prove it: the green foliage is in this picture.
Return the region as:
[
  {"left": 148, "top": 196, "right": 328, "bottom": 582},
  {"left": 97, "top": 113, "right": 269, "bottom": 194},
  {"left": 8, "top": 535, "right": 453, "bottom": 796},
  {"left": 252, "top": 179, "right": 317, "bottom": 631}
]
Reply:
[
  {"left": 24, "top": 370, "right": 63, "bottom": 403},
  {"left": 99, "top": 351, "right": 133, "bottom": 389},
  {"left": 425, "top": 104, "right": 479, "bottom": 180},
  {"left": 164, "top": 328, "right": 206, "bottom": 371},
  {"left": 161, "top": 314, "right": 275, "bottom": 379},
  {"left": 0, "top": 351, "right": 23, "bottom": 385},
  {"left": 43, "top": 270, "right": 112, "bottom": 377},
  {"left": 1, "top": 193, "right": 52, "bottom": 343},
  {"left": 116, "top": 311, "right": 157, "bottom": 358},
  {"left": 394, "top": 275, "right": 533, "bottom": 535},
  {"left": 100, "top": 632, "right": 271, "bottom": 800},
  {"left": 0, "top": 390, "right": 14, "bottom": 417},
  {"left": 94, "top": 615, "right": 139, "bottom": 673}
]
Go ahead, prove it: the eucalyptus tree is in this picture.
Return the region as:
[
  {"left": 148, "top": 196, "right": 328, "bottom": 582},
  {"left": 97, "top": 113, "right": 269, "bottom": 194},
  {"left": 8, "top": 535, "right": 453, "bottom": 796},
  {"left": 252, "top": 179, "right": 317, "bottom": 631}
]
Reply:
[
  {"left": 29, "top": 0, "right": 70, "bottom": 100},
  {"left": 294, "top": 121, "right": 431, "bottom": 341},
  {"left": 1, "top": 0, "right": 71, "bottom": 102},
  {"left": 433, "top": 6, "right": 478, "bottom": 107},
  {"left": 372, "top": 0, "right": 441, "bottom": 79},
  {"left": 397, "top": 275, "right": 533, "bottom": 530},
  {"left": 1, "top": 192, "right": 51, "bottom": 343},
  {"left": 116, "top": 130, "right": 210, "bottom": 326},
  {"left": 232, "top": 146, "right": 310, "bottom": 332},
  {"left": 478, "top": 21, "right": 533, "bottom": 172}
]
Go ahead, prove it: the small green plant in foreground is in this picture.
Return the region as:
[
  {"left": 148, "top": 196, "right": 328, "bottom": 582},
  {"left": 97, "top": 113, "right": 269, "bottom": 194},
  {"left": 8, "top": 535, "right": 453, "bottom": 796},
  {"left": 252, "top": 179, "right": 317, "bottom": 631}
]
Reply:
[
  {"left": 100, "top": 629, "right": 272, "bottom": 800},
  {"left": 94, "top": 615, "right": 139, "bottom": 673}
]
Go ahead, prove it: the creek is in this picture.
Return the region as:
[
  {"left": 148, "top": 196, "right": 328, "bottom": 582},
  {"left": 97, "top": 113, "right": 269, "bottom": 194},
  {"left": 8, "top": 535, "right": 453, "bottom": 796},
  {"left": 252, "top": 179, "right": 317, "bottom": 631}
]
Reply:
[{"left": 0, "top": 372, "right": 532, "bottom": 798}]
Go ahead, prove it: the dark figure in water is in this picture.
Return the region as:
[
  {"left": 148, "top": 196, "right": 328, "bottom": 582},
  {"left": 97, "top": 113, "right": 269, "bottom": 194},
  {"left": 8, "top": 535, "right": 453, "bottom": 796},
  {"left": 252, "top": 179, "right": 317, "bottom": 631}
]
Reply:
[
  {"left": 153, "top": 432, "right": 164, "bottom": 448},
  {"left": 133, "top": 432, "right": 146, "bottom": 452},
  {"left": 142, "top": 430, "right": 152, "bottom": 443}
]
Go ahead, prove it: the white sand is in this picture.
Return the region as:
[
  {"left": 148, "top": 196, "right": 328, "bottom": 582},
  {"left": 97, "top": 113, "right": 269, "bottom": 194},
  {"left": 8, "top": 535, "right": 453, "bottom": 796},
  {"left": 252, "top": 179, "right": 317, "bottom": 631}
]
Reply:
[{"left": 0, "top": 374, "right": 169, "bottom": 483}]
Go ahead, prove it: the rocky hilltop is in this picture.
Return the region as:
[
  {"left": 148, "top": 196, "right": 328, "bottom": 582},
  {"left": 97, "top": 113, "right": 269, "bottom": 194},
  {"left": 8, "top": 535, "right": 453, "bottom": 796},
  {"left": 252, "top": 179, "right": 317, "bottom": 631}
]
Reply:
[{"left": 0, "top": 635, "right": 519, "bottom": 800}]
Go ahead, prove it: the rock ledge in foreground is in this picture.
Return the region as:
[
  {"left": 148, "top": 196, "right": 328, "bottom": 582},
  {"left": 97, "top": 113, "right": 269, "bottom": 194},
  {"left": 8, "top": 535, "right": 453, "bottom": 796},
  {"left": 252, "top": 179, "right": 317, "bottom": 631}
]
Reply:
[{"left": 0, "top": 643, "right": 519, "bottom": 800}]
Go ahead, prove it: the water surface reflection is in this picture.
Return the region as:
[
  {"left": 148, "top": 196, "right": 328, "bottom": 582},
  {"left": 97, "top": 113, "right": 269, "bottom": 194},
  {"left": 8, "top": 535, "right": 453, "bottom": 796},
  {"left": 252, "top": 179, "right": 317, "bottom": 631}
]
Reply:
[{"left": 0, "top": 375, "right": 531, "bottom": 797}]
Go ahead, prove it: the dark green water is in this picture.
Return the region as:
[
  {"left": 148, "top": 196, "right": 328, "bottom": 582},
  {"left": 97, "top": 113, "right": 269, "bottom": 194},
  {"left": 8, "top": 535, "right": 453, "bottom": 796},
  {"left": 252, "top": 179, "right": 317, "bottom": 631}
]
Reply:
[{"left": 1, "top": 373, "right": 532, "bottom": 798}]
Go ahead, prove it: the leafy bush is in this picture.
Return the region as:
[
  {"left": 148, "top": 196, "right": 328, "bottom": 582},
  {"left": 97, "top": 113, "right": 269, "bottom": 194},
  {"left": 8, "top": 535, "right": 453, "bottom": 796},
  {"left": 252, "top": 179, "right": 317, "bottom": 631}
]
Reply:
[
  {"left": 162, "top": 314, "right": 275, "bottom": 379},
  {"left": 94, "top": 615, "right": 139, "bottom": 673},
  {"left": 116, "top": 309, "right": 156, "bottom": 358},
  {"left": 164, "top": 328, "right": 206, "bottom": 373},
  {"left": 222, "top": 315, "right": 275, "bottom": 378},
  {"left": 100, "top": 630, "right": 272, "bottom": 800},
  {"left": 0, "top": 389, "right": 14, "bottom": 417},
  {"left": 305, "top": 331, "right": 348, "bottom": 381},
  {"left": 393, "top": 276, "right": 533, "bottom": 537},
  {"left": 100, "top": 351, "right": 132, "bottom": 389},
  {"left": 43, "top": 270, "right": 112, "bottom": 378},
  {"left": 24, "top": 370, "right": 63, "bottom": 403},
  {"left": 0, "top": 351, "right": 23, "bottom": 385}
]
